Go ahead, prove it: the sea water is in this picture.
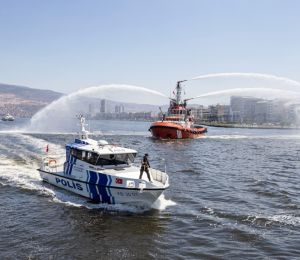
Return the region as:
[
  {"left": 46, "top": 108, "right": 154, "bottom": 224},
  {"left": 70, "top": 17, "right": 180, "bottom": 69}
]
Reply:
[{"left": 1, "top": 119, "right": 300, "bottom": 259}]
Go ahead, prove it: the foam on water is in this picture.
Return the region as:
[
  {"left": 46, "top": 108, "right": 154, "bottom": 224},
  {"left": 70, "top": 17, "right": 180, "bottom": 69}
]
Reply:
[
  {"left": 201, "top": 206, "right": 300, "bottom": 227},
  {"left": 0, "top": 134, "right": 63, "bottom": 194},
  {"left": 0, "top": 129, "right": 24, "bottom": 134},
  {"left": 268, "top": 214, "right": 300, "bottom": 226},
  {"left": 246, "top": 214, "right": 300, "bottom": 226},
  {"left": 204, "top": 135, "right": 249, "bottom": 140},
  {"left": 0, "top": 157, "right": 51, "bottom": 194},
  {"left": 151, "top": 194, "right": 177, "bottom": 210},
  {"left": 205, "top": 134, "right": 300, "bottom": 140}
]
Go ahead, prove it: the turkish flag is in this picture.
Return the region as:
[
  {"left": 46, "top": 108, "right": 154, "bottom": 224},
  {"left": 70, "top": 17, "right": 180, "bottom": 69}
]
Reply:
[{"left": 115, "top": 178, "right": 123, "bottom": 184}]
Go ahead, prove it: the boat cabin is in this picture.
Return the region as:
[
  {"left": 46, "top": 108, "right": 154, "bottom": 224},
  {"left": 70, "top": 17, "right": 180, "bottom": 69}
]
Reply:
[
  {"left": 70, "top": 147, "right": 137, "bottom": 166},
  {"left": 65, "top": 139, "right": 137, "bottom": 167},
  {"left": 165, "top": 102, "right": 193, "bottom": 122}
]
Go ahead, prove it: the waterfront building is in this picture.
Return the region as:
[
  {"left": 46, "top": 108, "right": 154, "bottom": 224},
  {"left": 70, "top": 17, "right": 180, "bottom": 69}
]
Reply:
[
  {"left": 115, "top": 104, "right": 125, "bottom": 114},
  {"left": 230, "top": 96, "right": 263, "bottom": 123},
  {"left": 100, "top": 99, "right": 106, "bottom": 113},
  {"left": 254, "top": 101, "right": 270, "bottom": 124},
  {"left": 216, "top": 104, "right": 231, "bottom": 122},
  {"left": 88, "top": 104, "right": 94, "bottom": 117}
]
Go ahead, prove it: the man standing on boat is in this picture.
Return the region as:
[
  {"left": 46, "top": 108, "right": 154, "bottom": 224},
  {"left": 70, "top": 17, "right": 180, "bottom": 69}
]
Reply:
[{"left": 139, "top": 153, "right": 152, "bottom": 182}]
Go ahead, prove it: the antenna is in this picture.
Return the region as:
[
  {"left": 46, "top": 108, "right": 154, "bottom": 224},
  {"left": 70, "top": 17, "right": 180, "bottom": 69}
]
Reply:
[{"left": 77, "top": 114, "right": 89, "bottom": 139}]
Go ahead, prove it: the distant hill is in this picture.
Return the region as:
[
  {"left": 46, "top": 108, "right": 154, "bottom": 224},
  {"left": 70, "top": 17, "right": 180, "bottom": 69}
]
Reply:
[{"left": 0, "top": 83, "right": 63, "bottom": 118}]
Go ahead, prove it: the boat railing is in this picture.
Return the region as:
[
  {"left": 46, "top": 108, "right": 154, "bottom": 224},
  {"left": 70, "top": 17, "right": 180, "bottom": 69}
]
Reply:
[{"left": 149, "top": 168, "right": 168, "bottom": 185}]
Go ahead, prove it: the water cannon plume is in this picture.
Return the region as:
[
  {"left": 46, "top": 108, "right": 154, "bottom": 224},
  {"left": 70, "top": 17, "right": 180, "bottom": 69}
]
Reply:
[{"left": 190, "top": 72, "right": 300, "bottom": 87}]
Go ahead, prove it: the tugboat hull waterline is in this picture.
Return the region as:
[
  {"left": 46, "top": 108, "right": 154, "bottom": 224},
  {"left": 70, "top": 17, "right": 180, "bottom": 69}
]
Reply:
[
  {"left": 149, "top": 80, "right": 207, "bottom": 139},
  {"left": 150, "top": 121, "right": 207, "bottom": 139},
  {"left": 38, "top": 116, "right": 169, "bottom": 206}
]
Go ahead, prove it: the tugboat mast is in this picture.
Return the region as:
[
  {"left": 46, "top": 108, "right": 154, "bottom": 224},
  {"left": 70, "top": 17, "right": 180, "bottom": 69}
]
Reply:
[{"left": 175, "top": 80, "right": 187, "bottom": 104}]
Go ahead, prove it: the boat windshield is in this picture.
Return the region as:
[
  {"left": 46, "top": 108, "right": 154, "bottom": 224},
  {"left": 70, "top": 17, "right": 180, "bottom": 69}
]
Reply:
[
  {"left": 71, "top": 148, "right": 136, "bottom": 166},
  {"left": 95, "top": 153, "right": 136, "bottom": 166}
]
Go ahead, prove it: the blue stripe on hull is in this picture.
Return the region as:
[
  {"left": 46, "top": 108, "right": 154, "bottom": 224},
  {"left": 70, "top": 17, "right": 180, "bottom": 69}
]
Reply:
[
  {"left": 69, "top": 157, "right": 76, "bottom": 175},
  {"left": 86, "top": 170, "right": 90, "bottom": 193},
  {"left": 107, "top": 176, "right": 114, "bottom": 204},
  {"left": 89, "top": 183, "right": 101, "bottom": 201},
  {"left": 63, "top": 155, "right": 77, "bottom": 175},
  {"left": 86, "top": 183, "right": 111, "bottom": 203},
  {"left": 84, "top": 171, "right": 112, "bottom": 203},
  {"left": 97, "top": 185, "right": 111, "bottom": 203},
  {"left": 89, "top": 171, "right": 98, "bottom": 184}
]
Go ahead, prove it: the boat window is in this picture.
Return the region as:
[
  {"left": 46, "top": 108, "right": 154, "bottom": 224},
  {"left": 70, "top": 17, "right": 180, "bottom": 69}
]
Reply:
[
  {"left": 71, "top": 148, "right": 137, "bottom": 166},
  {"left": 71, "top": 148, "right": 83, "bottom": 160},
  {"left": 95, "top": 153, "right": 137, "bottom": 166},
  {"left": 71, "top": 149, "right": 97, "bottom": 164},
  {"left": 86, "top": 152, "right": 97, "bottom": 165}
]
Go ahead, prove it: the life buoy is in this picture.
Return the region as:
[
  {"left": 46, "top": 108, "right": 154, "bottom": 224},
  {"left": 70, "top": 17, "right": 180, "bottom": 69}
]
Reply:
[{"left": 49, "top": 159, "right": 57, "bottom": 165}]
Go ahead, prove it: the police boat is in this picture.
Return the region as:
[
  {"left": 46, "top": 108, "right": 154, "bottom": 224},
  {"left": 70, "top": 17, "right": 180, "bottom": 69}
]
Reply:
[{"left": 38, "top": 116, "right": 169, "bottom": 206}]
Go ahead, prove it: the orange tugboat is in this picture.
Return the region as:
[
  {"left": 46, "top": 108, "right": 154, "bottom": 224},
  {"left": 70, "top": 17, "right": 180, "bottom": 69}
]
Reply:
[{"left": 149, "top": 80, "right": 207, "bottom": 139}]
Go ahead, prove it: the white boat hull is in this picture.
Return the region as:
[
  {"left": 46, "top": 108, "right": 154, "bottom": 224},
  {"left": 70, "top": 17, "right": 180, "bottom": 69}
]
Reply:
[{"left": 39, "top": 169, "right": 165, "bottom": 206}]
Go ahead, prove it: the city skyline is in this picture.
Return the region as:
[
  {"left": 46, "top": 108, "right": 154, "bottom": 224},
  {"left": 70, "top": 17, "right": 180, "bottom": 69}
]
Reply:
[
  {"left": 1, "top": 0, "right": 300, "bottom": 102},
  {"left": 85, "top": 96, "right": 300, "bottom": 127}
]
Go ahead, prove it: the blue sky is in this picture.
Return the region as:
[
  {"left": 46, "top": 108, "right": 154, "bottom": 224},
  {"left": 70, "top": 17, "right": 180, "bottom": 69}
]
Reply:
[{"left": 1, "top": 0, "right": 300, "bottom": 98}]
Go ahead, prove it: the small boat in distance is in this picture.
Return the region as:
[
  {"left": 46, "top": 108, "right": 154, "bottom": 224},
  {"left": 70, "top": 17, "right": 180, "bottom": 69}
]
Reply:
[
  {"left": 149, "top": 80, "right": 207, "bottom": 139},
  {"left": 38, "top": 115, "right": 169, "bottom": 206},
  {"left": 1, "top": 113, "right": 14, "bottom": 121}
]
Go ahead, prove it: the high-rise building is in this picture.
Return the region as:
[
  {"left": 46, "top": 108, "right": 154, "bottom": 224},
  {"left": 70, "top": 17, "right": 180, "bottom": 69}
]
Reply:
[
  {"left": 114, "top": 104, "right": 125, "bottom": 114},
  {"left": 216, "top": 104, "right": 231, "bottom": 122},
  {"left": 254, "top": 101, "right": 270, "bottom": 124},
  {"left": 88, "top": 103, "right": 94, "bottom": 116},
  {"left": 230, "top": 96, "right": 244, "bottom": 122},
  {"left": 191, "top": 106, "right": 203, "bottom": 119},
  {"left": 268, "top": 99, "right": 287, "bottom": 124},
  {"left": 100, "top": 99, "right": 106, "bottom": 113},
  {"left": 287, "top": 104, "right": 300, "bottom": 124},
  {"left": 230, "top": 96, "right": 262, "bottom": 123}
]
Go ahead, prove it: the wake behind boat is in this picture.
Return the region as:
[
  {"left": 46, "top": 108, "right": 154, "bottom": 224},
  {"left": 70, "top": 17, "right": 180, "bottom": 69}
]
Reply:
[
  {"left": 149, "top": 80, "right": 207, "bottom": 139},
  {"left": 38, "top": 116, "right": 169, "bottom": 206}
]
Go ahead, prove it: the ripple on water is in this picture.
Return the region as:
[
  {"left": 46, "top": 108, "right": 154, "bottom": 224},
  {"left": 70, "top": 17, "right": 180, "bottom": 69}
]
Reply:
[{"left": 1, "top": 125, "right": 300, "bottom": 258}]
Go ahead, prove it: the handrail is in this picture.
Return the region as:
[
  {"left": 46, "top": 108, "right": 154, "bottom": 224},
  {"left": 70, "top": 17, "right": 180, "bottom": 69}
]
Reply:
[{"left": 149, "top": 168, "right": 168, "bottom": 185}]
